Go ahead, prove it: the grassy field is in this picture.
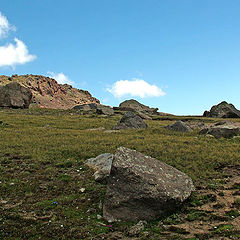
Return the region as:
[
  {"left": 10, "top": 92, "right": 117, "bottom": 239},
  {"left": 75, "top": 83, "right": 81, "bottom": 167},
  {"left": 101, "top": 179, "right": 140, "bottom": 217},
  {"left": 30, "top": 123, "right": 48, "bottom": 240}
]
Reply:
[{"left": 0, "top": 108, "right": 239, "bottom": 239}]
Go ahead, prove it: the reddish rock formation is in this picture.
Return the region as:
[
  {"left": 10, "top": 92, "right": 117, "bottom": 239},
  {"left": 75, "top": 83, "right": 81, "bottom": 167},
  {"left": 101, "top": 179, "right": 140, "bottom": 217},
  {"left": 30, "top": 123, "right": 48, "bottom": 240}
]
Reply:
[{"left": 0, "top": 74, "right": 100, "bottom": 109}]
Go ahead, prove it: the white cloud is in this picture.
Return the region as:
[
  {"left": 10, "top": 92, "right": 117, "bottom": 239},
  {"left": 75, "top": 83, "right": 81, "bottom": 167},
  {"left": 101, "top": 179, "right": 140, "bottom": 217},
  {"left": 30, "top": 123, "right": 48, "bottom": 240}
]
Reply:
[
  {"left": 0, "top": 12, "right": 16, "bottom": 39},
  {"left": 0, "top": 38, "right": 36, "bottom": 67},
  {"left": 107, "top": 78, "right": 166, "bottom": 98},
  {"left": 48, "top": 72, "right": 75, "bottom": 85}
]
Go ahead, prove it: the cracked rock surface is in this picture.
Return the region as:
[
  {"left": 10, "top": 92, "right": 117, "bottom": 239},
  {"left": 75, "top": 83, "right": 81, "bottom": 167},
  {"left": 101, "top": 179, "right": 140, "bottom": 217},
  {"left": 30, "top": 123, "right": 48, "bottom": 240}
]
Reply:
[{"left": 103, "top": 147, "right": 195, "bottom": 222}]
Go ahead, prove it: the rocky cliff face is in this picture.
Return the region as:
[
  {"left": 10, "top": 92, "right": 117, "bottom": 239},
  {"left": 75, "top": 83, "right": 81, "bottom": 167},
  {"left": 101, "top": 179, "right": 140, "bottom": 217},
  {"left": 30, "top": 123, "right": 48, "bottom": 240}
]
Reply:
[{"left": 0, "top": 74, "right": 100, "bottom": 109}]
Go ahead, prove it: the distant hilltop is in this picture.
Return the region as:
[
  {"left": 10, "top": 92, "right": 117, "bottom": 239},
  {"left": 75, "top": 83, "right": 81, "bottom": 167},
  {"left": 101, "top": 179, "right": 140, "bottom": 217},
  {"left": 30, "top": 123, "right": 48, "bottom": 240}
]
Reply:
[{"left": 0, "top": 74, "right": 100, "bottom": 109}]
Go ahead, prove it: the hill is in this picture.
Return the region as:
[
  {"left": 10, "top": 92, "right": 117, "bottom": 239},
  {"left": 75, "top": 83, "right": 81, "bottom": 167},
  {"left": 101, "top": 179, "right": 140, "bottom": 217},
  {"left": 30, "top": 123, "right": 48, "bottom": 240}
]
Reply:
[{"left": 0, "top": 74, "right": 100, "bottom": 109}]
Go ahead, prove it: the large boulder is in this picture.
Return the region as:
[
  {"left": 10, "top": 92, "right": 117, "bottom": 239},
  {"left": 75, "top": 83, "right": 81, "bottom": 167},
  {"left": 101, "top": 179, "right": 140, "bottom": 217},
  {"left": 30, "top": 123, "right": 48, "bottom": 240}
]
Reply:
[
  {"left": 203, "top": 101, "right": 240, "bottom": 118},
  {"left": 199, "top": 125, "right": 240, "bottom": 139},
  {"left": 112, "top": 111, "right": 148, "bottom": 130},
  {"left": 114, "top": 99, "right": 159, "bottom": 115},
  {"left": 165, "top": 120, "right": 192, "bottom": 132},
  {"left": 73, "top": 103, "right": 114, "bottom": 115},
  {"left": 0, "top": 82, "right": 32, "bottom": 108},
  {"left": 103, "top": 147, "right": 195, "bottom": 222}
]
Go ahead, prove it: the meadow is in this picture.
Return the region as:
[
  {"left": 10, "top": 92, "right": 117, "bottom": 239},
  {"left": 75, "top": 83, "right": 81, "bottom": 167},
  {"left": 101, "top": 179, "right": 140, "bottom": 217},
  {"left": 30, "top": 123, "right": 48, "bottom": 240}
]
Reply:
[{"left": 0, "top": 108, "right": 239, "bottom": 239}]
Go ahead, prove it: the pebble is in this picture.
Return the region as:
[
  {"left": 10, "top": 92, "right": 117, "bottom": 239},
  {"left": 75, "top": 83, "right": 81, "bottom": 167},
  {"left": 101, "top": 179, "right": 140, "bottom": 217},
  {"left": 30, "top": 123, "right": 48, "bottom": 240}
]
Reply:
[{"left": 80, "top": 188, "right": 85, "bottom": 193}]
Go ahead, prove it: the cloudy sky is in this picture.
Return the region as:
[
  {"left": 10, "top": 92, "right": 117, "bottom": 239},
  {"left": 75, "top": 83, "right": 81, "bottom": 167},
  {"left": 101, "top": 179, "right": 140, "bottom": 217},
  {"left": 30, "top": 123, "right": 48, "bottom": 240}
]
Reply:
[{"left": 1, "top": 0, "right": 240, "bottom": 115}]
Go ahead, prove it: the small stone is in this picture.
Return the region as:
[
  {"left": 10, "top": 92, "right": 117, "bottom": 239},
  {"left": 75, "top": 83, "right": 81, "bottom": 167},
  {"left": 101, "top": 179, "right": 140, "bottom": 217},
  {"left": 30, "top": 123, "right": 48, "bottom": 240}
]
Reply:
[
  {"left": 98, "top": 200, "right": 103, "bottom": 210},
  {"left": 80, "top": 188, "right": 85, "bottom": 193},
  {"left": 128, "top": 221, "right": 147, "bottom": 236},
  {"left": 97, "top": 214, "right": 102, "bottom": 220},
  {"left": 86, "top": 208, "right": 96, "bottom": 214},
  {"left": 200, "top": 125, "right": 240, "bottom": 138}
]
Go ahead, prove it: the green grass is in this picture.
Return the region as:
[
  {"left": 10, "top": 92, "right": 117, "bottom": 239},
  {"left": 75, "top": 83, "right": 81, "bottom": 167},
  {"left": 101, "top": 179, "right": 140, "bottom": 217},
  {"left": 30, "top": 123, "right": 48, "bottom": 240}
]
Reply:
[{"left": 0, "top": 108, "right": 240, "bottom": 239}]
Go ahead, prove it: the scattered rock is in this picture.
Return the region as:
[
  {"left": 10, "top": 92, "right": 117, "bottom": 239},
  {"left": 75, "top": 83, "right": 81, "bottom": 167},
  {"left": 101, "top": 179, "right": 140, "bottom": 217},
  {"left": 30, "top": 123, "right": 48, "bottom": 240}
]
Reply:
[
  {"left": 112, "top": 111, "right": 148, "bottom": 130},
  {"left": 128, "top": 221, "right": 147, "bottom": 236},
  {"left": 104, "top": 130, "right": 119, "bottom": 133},
  {"left": 199, "top": 125, "right": 240, "bottom": 139},
  {"left": 203, "top": 101, "right": 240, "bottom": 118},
  {"left": 73, "top": 103, "right": 114, "bottom": 115},
  {"left": 103, "top": 147, "right": 195, "bottom": 222},
  {"left": 0, "top": 82, "right": 32, "bottom": 108},
  {"left": 85, "top": 153, "right": 113, "bottom": 182},
  {"left": 165, "top": 120, "right": 192, "bottom": 132},
  {"left": 86, "top": 208, "right": 96, "bottom": 214}
]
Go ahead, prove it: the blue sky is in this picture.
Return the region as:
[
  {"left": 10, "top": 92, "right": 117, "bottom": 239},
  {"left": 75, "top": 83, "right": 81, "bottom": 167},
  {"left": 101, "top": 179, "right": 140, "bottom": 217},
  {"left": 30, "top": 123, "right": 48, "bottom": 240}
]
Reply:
[{"left": 1, "top": 0, "right": 240, "bottom": 115}]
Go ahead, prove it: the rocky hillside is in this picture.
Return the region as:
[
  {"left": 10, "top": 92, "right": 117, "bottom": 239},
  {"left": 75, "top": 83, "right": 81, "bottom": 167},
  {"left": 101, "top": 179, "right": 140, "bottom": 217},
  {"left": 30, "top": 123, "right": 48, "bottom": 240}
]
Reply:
[{"left": 0, "top": 74, "right": 100, "bottom": 109}]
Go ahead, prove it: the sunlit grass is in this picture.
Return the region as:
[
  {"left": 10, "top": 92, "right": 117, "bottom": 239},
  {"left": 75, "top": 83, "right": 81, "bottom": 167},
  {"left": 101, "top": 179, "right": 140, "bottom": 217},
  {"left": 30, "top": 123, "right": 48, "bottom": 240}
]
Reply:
[{"left": 0, "top": 108, "right": 240, "bottom": 239}]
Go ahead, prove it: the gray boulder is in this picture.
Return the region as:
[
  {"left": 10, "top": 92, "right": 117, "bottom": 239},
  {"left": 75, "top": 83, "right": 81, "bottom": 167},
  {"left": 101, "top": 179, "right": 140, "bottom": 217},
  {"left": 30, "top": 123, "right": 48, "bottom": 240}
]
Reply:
[
  {"left": 112, "top": 111, "right": 148, "bottom": 130},
  {"left": 73, "top": 103, "right": 97, "bottom": 111},
  {"left": 114, "top": 99, "right": 158, "bottom": 115},
  {"left": 199, "top": 125, "right": 240, "bottom": 139},
  {"left": 85, "top": 153, "right": 113, "bottom": 182},
  {"left": 165, "top": 120, "right": 192, "bottom": 132},
  {"left": 203, "top": 101, "right": 240, "bottom": 118},
  {"left": 0, "top": 82, "right": 32, "bottom": 108},
  {"left": 73, "top": 103, "right": 114, "bottom": 115},
  {"left": 96, "top": 104, "right": 114, "bottom": 115},
  {"left": 103, "top": 147, "right": 195, "bottom": 222}
]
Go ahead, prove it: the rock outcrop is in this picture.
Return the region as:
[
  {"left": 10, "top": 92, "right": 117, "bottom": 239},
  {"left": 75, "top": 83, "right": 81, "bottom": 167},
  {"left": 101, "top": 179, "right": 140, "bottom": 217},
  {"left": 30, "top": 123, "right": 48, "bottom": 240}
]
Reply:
[
  {"left": 165, "top": 120, "right": 192, "bottom": 132},
  {"left": 103, "top": 147, "right": 195, "bottom": 222},
  {"left": 112, "top": 111, "right": 148, "bottom": 130},
  {"left": 0, "top": 82, "right": 32, "bottom": 108},
  {"left": 114, "top": 99, "right": 159, "bottom": 115},
  {"left": 0, "top": 75, "right": 100, "bottom": 109},
  {"left": 73, "top": 103, "right": 114, "bottom": 115},
  {"left": 203, "top": 101, "right": 240, "bottom": 118},
  {"left": 199, "top": 125, "right": 240, "bottom": 139}
]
